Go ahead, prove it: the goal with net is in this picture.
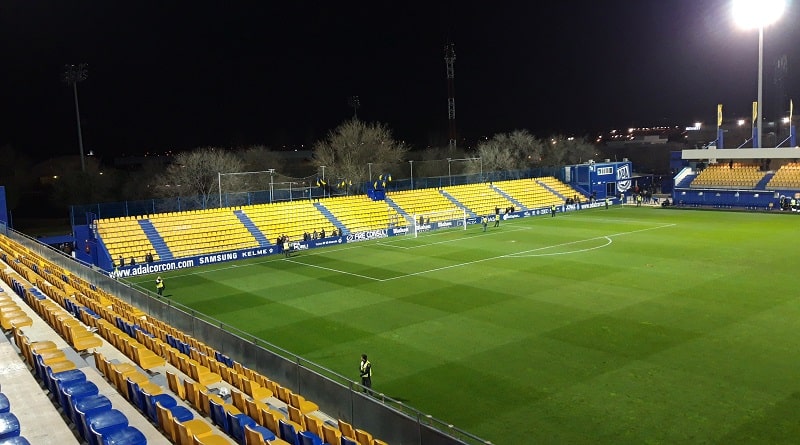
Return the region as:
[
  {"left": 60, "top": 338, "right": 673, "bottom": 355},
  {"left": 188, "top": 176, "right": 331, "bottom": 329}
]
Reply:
[{"left": 412, "top": 208, "right": 467, "bottom": 237}]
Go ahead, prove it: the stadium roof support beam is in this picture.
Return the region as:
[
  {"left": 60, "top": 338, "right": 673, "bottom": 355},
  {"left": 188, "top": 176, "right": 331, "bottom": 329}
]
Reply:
[{"left": 682, "top": 147, "right": 800, "bottom": 162}]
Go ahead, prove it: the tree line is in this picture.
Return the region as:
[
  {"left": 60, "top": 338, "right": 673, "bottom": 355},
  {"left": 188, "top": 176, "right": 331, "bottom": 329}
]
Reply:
[{"left": 1, "top": 119, "right": 596, "bottom": 213}]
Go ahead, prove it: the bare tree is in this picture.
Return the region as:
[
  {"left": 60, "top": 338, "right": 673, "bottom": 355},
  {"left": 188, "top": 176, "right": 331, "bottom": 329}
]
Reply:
[
  {"left": 540, "top": 136, "right": 596, "bottom": 167},
  {"left": 152, "top": 147, "right": 243, "bottom": 207},
  {"left": 477, "top": 130, "right": 542, "bottom": 174},
  {"left": 313, "top": 119, "right": 409, "bottom": 188},
  {"left": 237, "top": 145, "right": 289, "bottom": 190}
]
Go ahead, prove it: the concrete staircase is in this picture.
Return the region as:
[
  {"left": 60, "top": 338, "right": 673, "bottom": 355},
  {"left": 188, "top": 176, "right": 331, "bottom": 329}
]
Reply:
[
  {"left": 234, "top": 210, "right": 272, "bottom": 246},
  {"left": 138, "top": 220, "right": 173, "bottom": 261}
]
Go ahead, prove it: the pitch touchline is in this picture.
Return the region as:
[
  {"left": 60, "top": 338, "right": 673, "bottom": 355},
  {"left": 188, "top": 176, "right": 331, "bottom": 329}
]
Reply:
[{"left": 379, "top": 223, "right": 676, "bottom": 282}]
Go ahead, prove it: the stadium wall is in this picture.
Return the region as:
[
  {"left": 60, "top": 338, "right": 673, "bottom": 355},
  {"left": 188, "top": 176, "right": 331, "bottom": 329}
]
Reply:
[{"left": 673, "top": 188, "right": 778, "bottom": 210}]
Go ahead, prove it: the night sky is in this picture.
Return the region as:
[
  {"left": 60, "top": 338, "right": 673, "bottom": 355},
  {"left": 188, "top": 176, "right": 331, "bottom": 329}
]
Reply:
[{"left": 1, "top": 0, "right": 799, "bottom": 159}]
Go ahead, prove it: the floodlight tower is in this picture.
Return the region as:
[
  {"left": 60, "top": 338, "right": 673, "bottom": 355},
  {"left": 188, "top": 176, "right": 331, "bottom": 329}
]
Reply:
[
  {"left": 733, "top": 0, "right": 786, "bottom": 148},
  {"left": 444, "top": 42, "right": 457, "bottom": 151},
  {"left": 63, "top": 64, "right": 89, "bottom": 172},
  {"left": 348, "top": 96, "right": 360, "bottom": 119}
]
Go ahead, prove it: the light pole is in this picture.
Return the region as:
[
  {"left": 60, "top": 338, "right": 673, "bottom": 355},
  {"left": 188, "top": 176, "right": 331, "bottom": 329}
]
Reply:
[
  {"left": 409, "top": 160, "right": 414, "bottom": 190},
  {"left": 63, "top": 64, "right": 88, "bottom": 172},
  {"left": 733, "top": 0, "right": 786, "bottom": 148},
  {"left": 368, "top": 162, "right": 373, "bottom": 182},
  {"left": 348, "top": 96, "right": 360, "bottom": 119},
  {"left": 320, "top": 165, "right": 325, "bottom": 198},
  {"left": 268, "top": 168, "right": 275, "bottom": 203},
  {"left": 447, "top": 158, "right": 452, "bottom": 186}
]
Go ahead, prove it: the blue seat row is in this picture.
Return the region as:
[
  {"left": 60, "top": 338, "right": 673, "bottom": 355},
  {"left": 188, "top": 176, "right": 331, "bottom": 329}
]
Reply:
[
  {"left": 115, "top": 317, "right": 153, "bottom": 340},
  {"left": 125, "top": 378, "right": 193, "bottom": 426},
  {"left": 0, "top": 393, "right": 28, "bottom": 445},
  {"left": 277, "top": 418, "right": 334, "bottom": 445},
  {"left": 215, "top": 351, "right": 234, "bottom": 368},
  {"left": 31, "top": 348, "right": 147, "bottom": 445},
  {"left": 165, "top": 333, "right": 192, "bottom": 356},
  {"left": 208, "top": 398, "right": 276, "bottom": 445}
]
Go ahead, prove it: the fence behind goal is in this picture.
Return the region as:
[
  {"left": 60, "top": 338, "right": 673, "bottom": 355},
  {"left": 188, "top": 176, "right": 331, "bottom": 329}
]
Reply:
[{"left": 412, "top": 208, "right": 467, "bottom": 237}]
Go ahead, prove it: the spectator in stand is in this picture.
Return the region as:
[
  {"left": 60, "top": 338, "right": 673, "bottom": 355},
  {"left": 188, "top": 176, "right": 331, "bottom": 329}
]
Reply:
[
  {"left": 303, "top": 232, "right": 309, "bottom": 242},
  {"left": 320, "top": 228, "right": 326, "bottom": 238},
  {"left": 129, "top": 256, "right": 136, "bottom": 266},
  {"left": 118, "top": 255, "right": 125, "bottom": 267},
  {"left": 332, "top": 228, "right": 338, "bottom": 237},
  {"left": 312, "top": 230, "right": 318, "bottom": 240},
  {"left": 145, "top": 252, "right": 154, "bottom": 263}
]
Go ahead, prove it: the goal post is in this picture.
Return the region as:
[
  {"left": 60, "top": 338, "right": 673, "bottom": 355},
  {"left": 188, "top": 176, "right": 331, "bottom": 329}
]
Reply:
[{"left": 412, "top": 208, "right": 467, "bottom": 238}]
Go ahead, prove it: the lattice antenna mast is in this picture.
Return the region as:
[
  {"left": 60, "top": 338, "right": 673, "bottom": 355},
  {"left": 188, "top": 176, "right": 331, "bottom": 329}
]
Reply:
[
  {"left": 444, "top": 43, "right": 457, "bottom": 151},
  {"left": 63, "top": 64, "right": 89, "bottom": 172}
]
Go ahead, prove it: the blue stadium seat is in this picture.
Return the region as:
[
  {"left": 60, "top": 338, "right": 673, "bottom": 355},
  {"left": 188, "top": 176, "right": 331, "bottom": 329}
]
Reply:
[
  {"left": 85, "top": 408, "right": 128, "bottom": 445},
  {"left": 0, "top": 437, "right": 30, "bottom": 445},
  {"left": 208, "top": 399, "right": 229, "bottom": 432},
  {"left": 0, "top": 413, "right": 20, "bottom": 439},
  {"left": 279, "top": 419, "right": 300, "bottom": 445},
  {"left": 60, "top": 380, "right": 99, "bottom": 421},
  {"left": 49, "top": 368, "right": 86, "bottom": 402},
  {"left": 100, "top": 426, "right": 146, "bottom": 445},
  {"left": 73, "top": 394, "right": 112, "bottom": 439},
  {"left": 299, "top": 430, "right": 324, "bottom": 445},
  {"left": 227, "top": 412, "right": 256, "bottom": 444}
]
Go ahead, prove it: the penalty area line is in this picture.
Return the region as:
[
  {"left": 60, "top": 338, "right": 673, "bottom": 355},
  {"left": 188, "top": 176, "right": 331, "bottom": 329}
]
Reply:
[{"left": 380, "top": 223, "right": 676, "bottom": 282}]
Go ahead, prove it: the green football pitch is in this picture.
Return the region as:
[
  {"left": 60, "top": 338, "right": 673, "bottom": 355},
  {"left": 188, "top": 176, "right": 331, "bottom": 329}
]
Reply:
[{"left": 127, "top": 206, "right": 800, "bottom": 444}]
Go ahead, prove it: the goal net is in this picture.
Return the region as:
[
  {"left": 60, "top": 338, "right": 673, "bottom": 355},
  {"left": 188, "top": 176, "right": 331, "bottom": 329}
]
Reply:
[{"left": 412, "top": 208, "right": 467, "bottom": 238}]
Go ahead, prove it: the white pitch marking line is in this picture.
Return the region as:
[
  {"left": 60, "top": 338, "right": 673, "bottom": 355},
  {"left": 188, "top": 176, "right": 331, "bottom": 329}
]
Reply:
[
  {"left": 283, "top": 258, "right": 383, "bottom": 282},
  {"left": 379, "top": 223, "right": 675, "bottom": 282}
]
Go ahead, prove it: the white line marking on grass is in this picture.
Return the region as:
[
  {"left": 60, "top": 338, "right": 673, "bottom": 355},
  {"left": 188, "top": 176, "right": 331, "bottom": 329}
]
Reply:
[
  {"left": 158, "top": 219, "right": 676, "bottom": 283},
  {"left": 377, "top": 226, "right": 530, "bottom": 250},
  {"left": 379, "top": 223, "right": 675, "bottom": 281},
  {"left": 283, "top": 258, "right": 383, "bottom": 281},
  {"left": 505, "top": 236, "right": 612, "bottom": 257}
]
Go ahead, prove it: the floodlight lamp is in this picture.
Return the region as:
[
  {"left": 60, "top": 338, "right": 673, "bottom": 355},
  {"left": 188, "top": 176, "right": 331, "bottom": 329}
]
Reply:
[{"left": 732, "top": 0, "right": 786, "bottom": 29}]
